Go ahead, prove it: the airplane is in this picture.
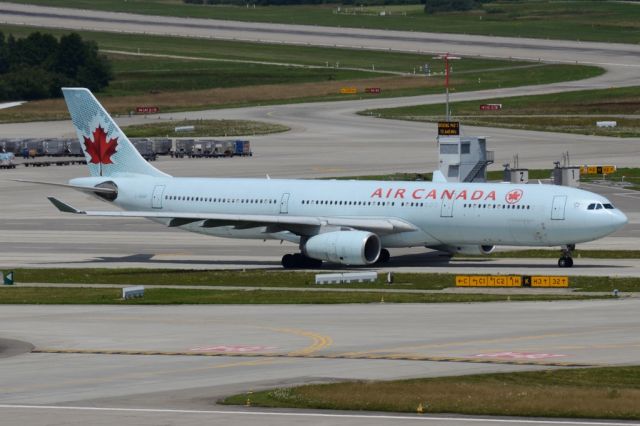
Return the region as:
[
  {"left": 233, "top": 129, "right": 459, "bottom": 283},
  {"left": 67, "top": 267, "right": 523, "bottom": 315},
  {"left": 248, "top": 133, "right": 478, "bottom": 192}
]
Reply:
[{"left": 20, "top": 88, "right": 628, "bottom": 269}]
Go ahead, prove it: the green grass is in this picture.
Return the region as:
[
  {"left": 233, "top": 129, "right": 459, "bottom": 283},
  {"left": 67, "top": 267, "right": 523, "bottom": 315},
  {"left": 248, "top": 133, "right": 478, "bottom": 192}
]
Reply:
[
  {"left": 221, "top": 366, "right": 640, "bottom": 419},
  {"left": 364, "top": 86, "right": 640, "bottom": 137},
  {"left": 122, "top": 119, "right": 289, "bottom": 137},
  {"left": 105, "top": 54, "right": 374, "bottom": 97},
  {"left": 0, "top": 23, "right": 603, "bottom": 122},
  {"left": 11, "top": 0, "right": 640, "bottom": 44},
  {"left": 5, "top": 269, "right": 640, "bottom": 292},
  {"left": 0, "top": 23, "right": 528, "bottom": 76},
  {"left": 0, "top": 287, "right": 600, "bottom": 305}
]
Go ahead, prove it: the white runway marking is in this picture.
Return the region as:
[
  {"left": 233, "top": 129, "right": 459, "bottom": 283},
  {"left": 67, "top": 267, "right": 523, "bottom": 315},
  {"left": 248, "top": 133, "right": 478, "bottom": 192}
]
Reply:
[{"left": 0, "top": 404, "right": 638, "bottom": 425}]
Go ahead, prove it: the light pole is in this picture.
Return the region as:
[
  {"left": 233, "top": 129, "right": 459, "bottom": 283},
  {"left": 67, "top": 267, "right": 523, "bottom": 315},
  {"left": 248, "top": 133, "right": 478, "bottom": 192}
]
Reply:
[{"left": 433, "top": 53, "right": 461, "bottom": 121}]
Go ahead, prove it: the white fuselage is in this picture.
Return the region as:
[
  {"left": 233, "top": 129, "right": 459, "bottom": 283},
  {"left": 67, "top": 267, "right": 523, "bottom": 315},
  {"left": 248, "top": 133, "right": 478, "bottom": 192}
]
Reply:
[{"left": 74, "top": 176, "right": 628, "bottom": 249}]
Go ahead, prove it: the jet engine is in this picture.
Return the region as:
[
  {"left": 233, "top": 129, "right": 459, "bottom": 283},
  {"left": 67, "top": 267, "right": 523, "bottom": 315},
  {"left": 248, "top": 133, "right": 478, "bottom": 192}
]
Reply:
[
  {"left": 439, "top": 245, "right": 495, "bottom": 255},
  {"left": 303, "top": 230, "right": 381, "bottom": 265}
]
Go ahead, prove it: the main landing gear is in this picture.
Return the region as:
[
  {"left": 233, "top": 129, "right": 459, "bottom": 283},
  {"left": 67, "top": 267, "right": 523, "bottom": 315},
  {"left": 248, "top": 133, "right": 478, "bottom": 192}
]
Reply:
[
  {"left": 558, "top": 244, "right": 575, "bottom": 268},
  {"left": 281, "top": 253, "right": 323, "bottom": 269}
]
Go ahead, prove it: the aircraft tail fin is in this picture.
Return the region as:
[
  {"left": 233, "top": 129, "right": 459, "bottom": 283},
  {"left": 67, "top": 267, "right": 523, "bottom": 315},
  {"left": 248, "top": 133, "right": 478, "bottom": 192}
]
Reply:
[{"left": 62, "top": 88, "right": 169, "bottom": 178}]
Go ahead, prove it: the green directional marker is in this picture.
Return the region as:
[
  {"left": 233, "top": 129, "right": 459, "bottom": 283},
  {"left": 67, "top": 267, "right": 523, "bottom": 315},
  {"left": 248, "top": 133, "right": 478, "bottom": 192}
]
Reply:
[{"left": 3, "top": 271, "right": 14, "bottom": 285}]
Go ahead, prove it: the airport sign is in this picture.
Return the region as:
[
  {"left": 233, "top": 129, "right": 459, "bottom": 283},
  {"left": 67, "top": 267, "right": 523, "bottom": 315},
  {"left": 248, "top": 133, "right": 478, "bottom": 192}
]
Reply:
[
  {"left": 456, "top": 275, "right": 568, "bottom": 288},
  {"left": 580, "top": 165, "right": 616, "bottom": 175},
  {"left": 135, "top": 106, "right": 159, "bottom": 114},
  {"left": 480, "top": 103, "right": 502, "bottom": 111},
  {"left": 438, "top": 121, "right": 460, "bottom": 136}
]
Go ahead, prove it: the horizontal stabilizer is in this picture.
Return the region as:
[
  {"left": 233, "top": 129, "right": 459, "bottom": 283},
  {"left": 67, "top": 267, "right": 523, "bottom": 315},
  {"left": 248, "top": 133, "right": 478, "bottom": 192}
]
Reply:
[
  {"left": 12, "top": 179, "right": 117, "bottom": 194},
  {"left": 47, "top": 197, "right": 85, "bottom": 214}
]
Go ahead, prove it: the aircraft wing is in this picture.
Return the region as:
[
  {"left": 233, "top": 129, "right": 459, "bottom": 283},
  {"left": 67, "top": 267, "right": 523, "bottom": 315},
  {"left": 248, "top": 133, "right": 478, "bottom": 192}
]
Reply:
[{"left": 47, "top": 197, "right": 416, "bottom": 235}]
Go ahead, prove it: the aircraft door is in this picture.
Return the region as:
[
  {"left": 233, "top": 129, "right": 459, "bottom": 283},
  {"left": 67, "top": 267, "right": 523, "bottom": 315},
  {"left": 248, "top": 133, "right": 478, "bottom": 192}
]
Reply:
[
  {"left": 551, "top": 195, "right": 567, "bottom": 220},
  {"left": 152, "top": 185, "right": 166, "bottom": 209},
  {"left": 280, "top": 193, "right": 290, "bottom": 214},
  {"left": 440, "top": 199, "right": 454, "bottom": 218}
]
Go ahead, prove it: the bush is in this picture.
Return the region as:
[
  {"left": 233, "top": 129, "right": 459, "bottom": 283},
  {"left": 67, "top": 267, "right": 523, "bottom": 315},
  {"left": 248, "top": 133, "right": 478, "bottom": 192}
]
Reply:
[{"left": 0, "top": 31, "right": 113, "bottom": 101}]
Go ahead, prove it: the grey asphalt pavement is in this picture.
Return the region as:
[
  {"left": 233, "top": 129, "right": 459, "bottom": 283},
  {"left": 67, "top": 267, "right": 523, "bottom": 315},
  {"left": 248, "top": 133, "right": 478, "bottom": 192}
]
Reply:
[{"left": 2, "top": 301, "right": 640, "bottom": 425}]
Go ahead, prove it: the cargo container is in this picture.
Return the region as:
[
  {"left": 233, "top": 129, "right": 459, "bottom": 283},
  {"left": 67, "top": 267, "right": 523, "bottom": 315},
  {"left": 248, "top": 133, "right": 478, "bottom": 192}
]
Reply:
[
  {"left": 131, "top": 139, "right": 157, "bottom": 161},
  {"left": 234, "top": 140, "right": 252, "bottom": 156},
  {"left": 174, "top": 139, "right": 195, "bottom": 158},
  {"left": 0, "top": 152, "right": 16, "bottom": 169},
  {"left": 0, "top": 139, "right": 21, "bottom": 154},
  {"left": 219, "top": 140, "right": 235, "bottom": 157},
  {"left": 191, "top": 140, "right": 218, "bottom": 158},
  {"left": 152, "top": 138, "right": 172, "bottom": 155},
  {"left": 68, "top": 140, "right": 83, "bottom": 157},
  {"left": 21, "top": 139, "right": 45, "bottom": 157},
  {"left": 43, "top": 139, "right": 68, "bottom": 156}
]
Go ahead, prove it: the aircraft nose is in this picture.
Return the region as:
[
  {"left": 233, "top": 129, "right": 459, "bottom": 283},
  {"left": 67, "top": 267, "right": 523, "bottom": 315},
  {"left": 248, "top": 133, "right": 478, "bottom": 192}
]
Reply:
[{"left": 611, "top": 210, "right": 628, "bottom": 231}]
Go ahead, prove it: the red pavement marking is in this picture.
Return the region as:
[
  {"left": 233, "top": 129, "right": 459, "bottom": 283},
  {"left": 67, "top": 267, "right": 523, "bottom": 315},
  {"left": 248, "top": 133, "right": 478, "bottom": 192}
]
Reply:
[
  {"left": 471, "top": 352, "right": 568, "bottom": 360},
  {"left": 189, "top": 345, "right": 276, "bottom": 353}
]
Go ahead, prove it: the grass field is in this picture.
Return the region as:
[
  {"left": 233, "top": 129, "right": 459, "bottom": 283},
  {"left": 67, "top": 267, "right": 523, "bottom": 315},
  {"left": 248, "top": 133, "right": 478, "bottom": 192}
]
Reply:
[
  {"left": 364, "top": 86, "right": 640, "bottom": 137},
  {"left": 0, "top": 24, "right": 602, "bottom": 122},
  {"left": 123, "top": 119, "right": 289, "bottom": 137},
  {"left": 12, "top": 0, "right": 640, "bottom": 44},
  {"left": 222, "top": 366, "right": 640, "bottom": 419},
  {"left": 5, "top": 269, "right": 640, "bottom": 292},
  {"left": 0, "top": 286, "right": 600, "bottom": 305}
]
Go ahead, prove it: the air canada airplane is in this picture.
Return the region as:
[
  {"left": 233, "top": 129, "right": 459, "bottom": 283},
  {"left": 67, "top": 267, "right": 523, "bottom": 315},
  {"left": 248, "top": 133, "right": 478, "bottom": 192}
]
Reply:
[{"left": 23, "top": 88, "right": 628, "bottom": 268}]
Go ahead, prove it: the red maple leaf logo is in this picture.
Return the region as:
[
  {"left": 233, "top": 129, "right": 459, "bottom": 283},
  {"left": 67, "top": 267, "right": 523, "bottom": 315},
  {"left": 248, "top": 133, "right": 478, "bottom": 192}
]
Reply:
[
  {"left": 83, "top": 125, "right": 118, "bottom": 164},
  {"left": 505, "top": 189, "right": 523, "bottom": 204}
]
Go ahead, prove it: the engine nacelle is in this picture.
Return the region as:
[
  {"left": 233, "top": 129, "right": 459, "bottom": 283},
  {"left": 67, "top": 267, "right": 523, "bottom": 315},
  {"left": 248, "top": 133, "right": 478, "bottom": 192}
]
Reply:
[
  {"left": 440, "top": 245, "right": 495, "bottom": 255},
  {"left": 303, "top": 231, "right": 381, "bottom": 265}
]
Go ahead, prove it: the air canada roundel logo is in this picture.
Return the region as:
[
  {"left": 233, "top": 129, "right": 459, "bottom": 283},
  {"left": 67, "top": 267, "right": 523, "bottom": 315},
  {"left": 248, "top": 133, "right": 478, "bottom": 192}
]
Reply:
[
  {"left": 505, "top": 189, "right": 523, "bottom": 204},
  {"left": 83, "top": 125, "right": 118, "bottom": 164}
]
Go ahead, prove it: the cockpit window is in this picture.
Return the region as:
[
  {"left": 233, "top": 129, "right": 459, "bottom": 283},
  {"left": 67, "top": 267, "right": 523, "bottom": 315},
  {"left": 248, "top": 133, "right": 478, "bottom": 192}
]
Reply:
[{"left": 588, "top": 202, "right": 611, "bottom": 210}]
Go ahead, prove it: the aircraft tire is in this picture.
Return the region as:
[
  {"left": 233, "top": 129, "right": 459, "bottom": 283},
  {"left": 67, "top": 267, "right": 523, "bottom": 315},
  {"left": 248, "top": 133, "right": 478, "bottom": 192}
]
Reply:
[{"left": 558, "top": 257, "right": 573, "bottom": 268}]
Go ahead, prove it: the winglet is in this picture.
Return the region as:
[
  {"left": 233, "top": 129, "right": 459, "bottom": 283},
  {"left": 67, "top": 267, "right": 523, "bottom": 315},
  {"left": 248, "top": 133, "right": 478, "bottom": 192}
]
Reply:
[{"left": 47, "top": 197, "right": 85, "bottom": 214}]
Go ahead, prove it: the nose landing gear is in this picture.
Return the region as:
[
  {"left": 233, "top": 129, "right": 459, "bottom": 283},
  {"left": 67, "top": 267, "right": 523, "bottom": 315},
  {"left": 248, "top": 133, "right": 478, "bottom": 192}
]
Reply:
[{"left": 558, "top": 244, "right": 575, "bottom": 268}]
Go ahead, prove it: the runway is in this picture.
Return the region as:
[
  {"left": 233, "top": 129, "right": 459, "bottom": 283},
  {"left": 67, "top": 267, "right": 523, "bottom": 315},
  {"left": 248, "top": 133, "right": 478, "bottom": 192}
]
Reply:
[
  {"left": 2, "top": 300, "right": 640, "bottom": 425},
  {"left": 1, "top": 5, "right": 640, "bottom": 425}
]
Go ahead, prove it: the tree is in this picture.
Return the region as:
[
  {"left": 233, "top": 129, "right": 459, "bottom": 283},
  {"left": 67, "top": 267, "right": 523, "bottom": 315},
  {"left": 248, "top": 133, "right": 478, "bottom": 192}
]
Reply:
[
  {"left": 0, "top": 31, "right": 113, "bottom": 101},
  {"left": 424, "top": 0, "right": 476, "bottom": 14}
]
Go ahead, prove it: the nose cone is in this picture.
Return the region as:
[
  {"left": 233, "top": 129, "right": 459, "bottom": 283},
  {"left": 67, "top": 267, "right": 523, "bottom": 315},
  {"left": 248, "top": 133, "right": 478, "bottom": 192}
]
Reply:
[{"left": 612, "top": 210, "right": 629, "bottom": 231}]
